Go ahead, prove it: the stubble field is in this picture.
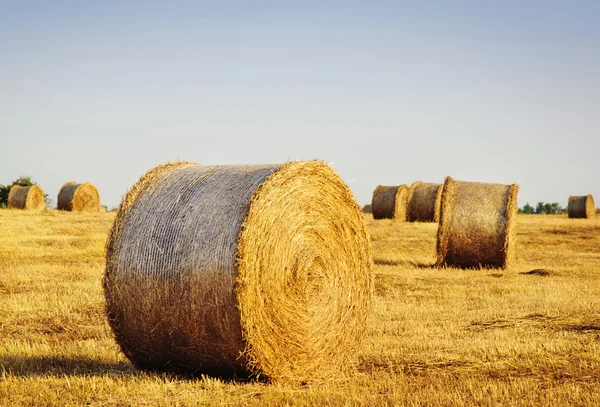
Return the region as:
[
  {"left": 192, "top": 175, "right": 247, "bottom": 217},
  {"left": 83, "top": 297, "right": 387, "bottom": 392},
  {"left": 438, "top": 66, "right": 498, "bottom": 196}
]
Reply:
[{"left": 1, "top": 210, "right": 599, "bottom": 406}]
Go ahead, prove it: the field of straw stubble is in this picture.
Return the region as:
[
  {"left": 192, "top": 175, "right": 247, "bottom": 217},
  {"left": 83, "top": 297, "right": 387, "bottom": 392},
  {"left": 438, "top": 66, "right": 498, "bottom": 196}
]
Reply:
[{"left": 1, "top": 210, "right": 599, "bottom": 406}]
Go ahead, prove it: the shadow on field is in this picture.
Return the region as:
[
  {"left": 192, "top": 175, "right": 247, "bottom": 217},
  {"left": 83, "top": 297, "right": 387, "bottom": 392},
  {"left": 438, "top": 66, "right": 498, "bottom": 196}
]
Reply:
[
  {"left": 520, "top": 268, "right": 552, "bottom": 276},
  {"left": 374, "top": 258, "right": 435, "bottom": 268},
  {"left": 0, "top": 355, "right": 261, "bottom": 383},
  {"left": 468, "top": 313, "right": 600, "bottom": 333},
  {"left": 0, "top": 355, "right": 135, "bottom": 377}
]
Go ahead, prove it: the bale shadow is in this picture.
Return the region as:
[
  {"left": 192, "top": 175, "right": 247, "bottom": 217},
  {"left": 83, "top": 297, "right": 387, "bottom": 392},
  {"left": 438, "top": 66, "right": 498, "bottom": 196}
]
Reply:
[
  {"left": 0, "top": 355, "right": 135, "bottom": 378},
  {"left": 520, "top": 269, "right": 552, "bottom": 277},
  {"left": 0, "top": 355, "right": 258, "bottom": 383},
  {"left": 358, "top": 358, "right": 475, "bottom": 376},
  {"left": 374, "top": 259, "right": 436, "bottom": 269}
]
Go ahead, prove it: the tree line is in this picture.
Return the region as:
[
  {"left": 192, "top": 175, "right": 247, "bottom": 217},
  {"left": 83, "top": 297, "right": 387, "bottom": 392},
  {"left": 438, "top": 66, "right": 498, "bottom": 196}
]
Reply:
[{"left": 518, "top": 202, "right": 566, "bottom": 214}]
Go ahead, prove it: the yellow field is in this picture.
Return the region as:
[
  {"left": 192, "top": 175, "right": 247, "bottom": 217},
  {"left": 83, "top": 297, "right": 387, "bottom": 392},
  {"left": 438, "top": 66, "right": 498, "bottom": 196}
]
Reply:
[{"left": 1, "top": 210, "right": 599, "bottom": 406}]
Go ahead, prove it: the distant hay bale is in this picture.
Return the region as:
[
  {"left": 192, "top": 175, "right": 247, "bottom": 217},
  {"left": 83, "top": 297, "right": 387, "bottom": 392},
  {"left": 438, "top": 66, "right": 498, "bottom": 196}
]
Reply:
[
  {"left": 362, "top": 204, "right": 372, "bottom": 213},
  {"left": 407, "top": 181, "right": 443, "bottom": 222},
  {"left": 57, "top": 182, "right": 100, "bottom": 212},
  {"left": 371, "top": 185, "right": 409, "bottom": 220},
  {"left": 104, "top": 161, "right": 373, "bottom": 382},
  {"left": 7, "top": 185, "right": 45, "bottom": 210},
  {"left": 436, "top": 177, "right": 519, "bottom": 269},
  {"left": 568, "top": 195, "right": 595, "bottom": 219},
  {"left": 99, "top": 205, "right": 107, "bottom": 213}
]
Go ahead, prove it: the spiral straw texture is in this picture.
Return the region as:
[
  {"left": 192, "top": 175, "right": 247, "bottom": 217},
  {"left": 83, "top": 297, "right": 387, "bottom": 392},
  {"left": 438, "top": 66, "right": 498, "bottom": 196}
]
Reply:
[
  {"left": 436, "top": 177, "right": 518, "bottom": 269},
  {"left": 7, "top": 185, "right": 45, "bottom": 210},
  {"left": 371, "top": 185, "right": 409, "bottom": 220},
  {"left": 57, "top": 182, "right": 100, "bottom": 212},
  {"left": 104, "top": 161, "right": 373, "bottom": 382},
  {"left": 568, "top": 195, "right": 595, "bottom": 219}
]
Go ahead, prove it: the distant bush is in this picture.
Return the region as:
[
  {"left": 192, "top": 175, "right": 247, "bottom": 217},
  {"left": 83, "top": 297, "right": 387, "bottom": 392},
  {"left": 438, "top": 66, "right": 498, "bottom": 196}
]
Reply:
[{"left": 518, "top": 202, "right": 567, "bottom": 215}]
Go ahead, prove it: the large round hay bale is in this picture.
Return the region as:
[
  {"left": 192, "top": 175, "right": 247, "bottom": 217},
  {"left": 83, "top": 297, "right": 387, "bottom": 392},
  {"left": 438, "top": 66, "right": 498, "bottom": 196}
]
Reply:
[
  {"left": 436, "top": 177, "right": 519, "bottom": 269},
  {"left": 371, "top": 185, "right": 409, "bottom": 220},
  {"left": 7, "top": 185, "right": 45, "bottom": 210},
  {"left": 406, "top": 181, "right": 443, "bottom": 222},
  {"left": 104, "top": 161, "right": 373, "bottom": 382},
  {"left": 57, "top": 182, "right": 100, "bottom": 212},
  {"left": 568, "top": 195, "right": 595, "bottom": 219}
]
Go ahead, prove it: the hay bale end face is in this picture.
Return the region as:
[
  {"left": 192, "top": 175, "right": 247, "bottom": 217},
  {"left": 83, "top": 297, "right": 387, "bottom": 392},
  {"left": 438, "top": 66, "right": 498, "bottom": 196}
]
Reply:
[
  {"left": 7, "top": 185, "right": 45, "bottom": 210},
  {"left": 407, "top": 181, "right": 443, "bottom": 222},
  {"left": 371, "top": 185, "right": 409, "bottom": 220},
  {"left": 436, "top": 177, "right": 519, "bottom": 269},
  {"left": 104, "top": 161, "right": 373, "bottom": 382},
  {"left": 57, "top": 182, "right": 101, "bottom": 212},
  {"left": 568, "top": 195, "right": 595, "bottom": 219}
]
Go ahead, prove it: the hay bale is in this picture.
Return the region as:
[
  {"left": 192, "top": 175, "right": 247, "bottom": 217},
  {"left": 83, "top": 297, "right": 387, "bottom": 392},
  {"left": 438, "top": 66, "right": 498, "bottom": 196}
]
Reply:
[
  {"left": 371, "top": 185, "right": 409, "bottom": 220},
  {"left": 436, "top": 177, "right": 519, "bottom": 269},
  {"left": 362, "top": 204, "right": 372, "bottom": 213},
  {"left": 7, "top": 185, "right": 45, "bottom": 210},
  {"left": 104, "top": 161, "right": 373, "bottom": 382},
  {"left": 407, "top": 181, "right": 443, "bottom": 222},
  {"left": 568, "top": 195, "right": 595, "bottom": 219},
  {"left": 57, "top": 182, "right": 100, "bottom": 212}
]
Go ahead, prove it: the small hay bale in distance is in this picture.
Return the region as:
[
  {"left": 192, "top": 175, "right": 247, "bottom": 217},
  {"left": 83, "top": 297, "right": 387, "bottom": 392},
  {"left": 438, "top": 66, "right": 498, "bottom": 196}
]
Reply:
[
  {"left": 7, "top": 185, "right": 45, "bottom": 210},
  {"left": 57, "top": 182, "right": 101, "bottom": 212},
  {"left": 371, "top": 185, "right": 409, "bottom": 220},
  {"left": 436, "top": 177, "right": 519, "bottom": 269},
  {"left": 568, "top": 195, "right": 595, "bottom": 219},
  {"left": 407, "top": 181, "right": 443, "bottom": 222},
  {"left": 104, "top": 161, "right": 373, "bottom": 382}
]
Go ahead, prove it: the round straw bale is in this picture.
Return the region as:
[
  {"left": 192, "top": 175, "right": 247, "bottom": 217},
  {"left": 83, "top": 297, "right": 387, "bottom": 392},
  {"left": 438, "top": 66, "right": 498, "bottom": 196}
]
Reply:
[
  {"left": 7, "top": 185, "right": 45, "bottom": 210},
  {"left": 436, "top": 177, "right": 519, "bottom": 269},
  {"left": 407, "top": 181, "right": 443, "bottom": 222},
  {"left": 371, "top": 185, "right": 409, "bottom": 220},
  {"left": 568, "top": 195, "right": 595, "bottom": 219},
  {"left": 104, "top": 161, "right": 373, "bottom": 382},
  {"left": 57, "top": 182, "right": 100, "bottom": 212}
]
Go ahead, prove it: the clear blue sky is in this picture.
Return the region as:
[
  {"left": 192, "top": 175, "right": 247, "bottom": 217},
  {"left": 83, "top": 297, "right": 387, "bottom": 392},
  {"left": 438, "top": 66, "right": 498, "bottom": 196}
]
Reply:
[{"left": 1, "top": 1, "right": 598, "bottom": 208}]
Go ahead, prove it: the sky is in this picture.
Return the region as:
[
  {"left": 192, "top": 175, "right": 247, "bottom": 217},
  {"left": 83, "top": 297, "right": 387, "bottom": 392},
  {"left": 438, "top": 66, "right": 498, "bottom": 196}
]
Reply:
[{"left": 1, "top": 1, "right": 599, "bottom": 208}]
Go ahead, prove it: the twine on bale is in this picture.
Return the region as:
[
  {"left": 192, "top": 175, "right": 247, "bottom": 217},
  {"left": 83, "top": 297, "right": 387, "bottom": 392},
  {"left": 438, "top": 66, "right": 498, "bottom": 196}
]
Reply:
[
  {"left": 57, "top": 182, "right": 101, "bottom": 212},
  {"left": 371, "top": 185, "right": 409, "bottom": 220},
  {"left": 407, "top": 181, "right": 443, "bottom": 222},
  {"left": 103, "top": 161, "right": 373, "bottom": 383},
  {"left": 568, "top": 195, "right": 595, "bottom": 219},
  {"left": 436, "top": 177, "right": 519, "bottom": 269},
  {"left": 7, "top": 185, "right": 45, "bottom": 210}
]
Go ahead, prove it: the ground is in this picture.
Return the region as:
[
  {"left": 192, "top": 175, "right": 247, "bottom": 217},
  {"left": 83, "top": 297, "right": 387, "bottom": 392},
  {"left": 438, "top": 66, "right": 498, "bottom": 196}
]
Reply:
[{"left": 1, "top": 210, "right": 599, "bottom": 406}]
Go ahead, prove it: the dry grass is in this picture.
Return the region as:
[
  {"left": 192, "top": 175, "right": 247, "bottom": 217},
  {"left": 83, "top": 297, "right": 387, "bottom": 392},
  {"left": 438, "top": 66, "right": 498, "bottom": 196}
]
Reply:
[
  {"left": 568, "top": 195, "right": 595, "bottom": 219},
  {"left": 7, "top": 185, "right": 45, "bottom": 211},
  {"left": 1, "top": 210, "right": 600, "bottom": 406},
  {"left": 436, "top": 177, "right": 518, "bottom": 269},
  {"left": 407, "top": 181, "right": 442, "bottom": 223},
  {"left": 57, "top": 182, "right": 101, "bottom": 212},
  {"left": 105, "top": 161, "right": 372, "bottom": 382},
  {"left": 371, "top": 185, "right": 408, "bottom": 220}
]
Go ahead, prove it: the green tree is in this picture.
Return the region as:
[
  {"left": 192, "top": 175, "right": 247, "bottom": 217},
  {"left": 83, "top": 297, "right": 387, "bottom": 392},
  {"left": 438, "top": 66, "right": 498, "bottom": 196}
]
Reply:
[
  {"left": 535, "top": 202, "right": 546, "bottom": 214},
  {"left": 520, "top": 203, "right": 535, "bottom": 214}
]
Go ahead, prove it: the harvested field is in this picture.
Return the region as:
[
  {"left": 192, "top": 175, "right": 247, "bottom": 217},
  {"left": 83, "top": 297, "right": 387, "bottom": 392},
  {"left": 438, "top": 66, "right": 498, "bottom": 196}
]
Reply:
[{"left": 1, "top": 210, "right": 599, "bottom": 405}]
